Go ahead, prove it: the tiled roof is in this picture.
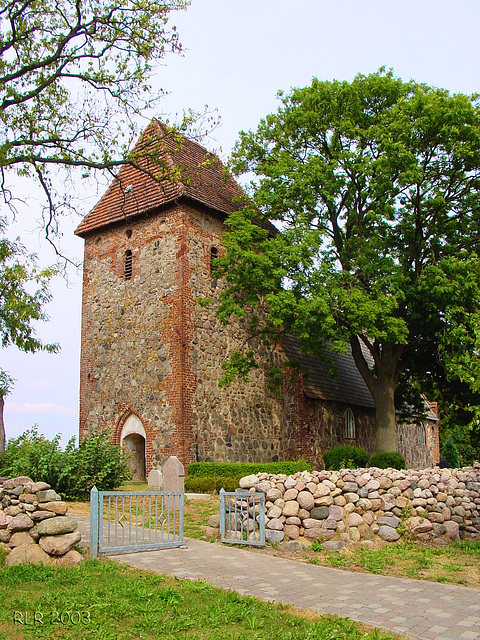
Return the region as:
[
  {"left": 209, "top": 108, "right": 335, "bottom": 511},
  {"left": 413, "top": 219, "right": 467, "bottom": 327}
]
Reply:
[
  {"left": 282, "top": 334, "right": 376, "bottom": 409},
  {"left": 282, "top": 335, "right": 438, "bottom": 421},
  {"left": 75, "top": 119, "right": 249, "bottom": 236}
]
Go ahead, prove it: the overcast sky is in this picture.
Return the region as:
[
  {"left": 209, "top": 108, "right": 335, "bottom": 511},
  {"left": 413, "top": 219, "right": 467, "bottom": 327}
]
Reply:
[{"left": 3, "top": 0, "right": 480, "bottom": 446}]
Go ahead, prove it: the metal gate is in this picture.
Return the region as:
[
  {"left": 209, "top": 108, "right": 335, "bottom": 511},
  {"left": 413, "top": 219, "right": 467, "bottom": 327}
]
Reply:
[
  {"left": 89, "top": 486, "right": 184, "bottom": 557},
  {"left": 219, "top": 488, "right": 265, "bottom": 547}
]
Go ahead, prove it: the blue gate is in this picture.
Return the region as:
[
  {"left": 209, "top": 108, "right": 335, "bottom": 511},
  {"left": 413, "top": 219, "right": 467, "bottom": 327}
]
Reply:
[
  {"left": 90, "top": 487, "right": 184, "bottom": 557},
  {"left": 219, "top": 488, "right": 265, "bottom": 547}
]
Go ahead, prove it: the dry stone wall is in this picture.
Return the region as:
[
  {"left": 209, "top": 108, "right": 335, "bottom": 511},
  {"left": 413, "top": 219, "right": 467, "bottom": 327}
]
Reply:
[
  {"left": 0, "top": 477, "right": 83, "bottom": 566},
  {"left": 211, "top": 464, "right": 480, "bottom": 548}
]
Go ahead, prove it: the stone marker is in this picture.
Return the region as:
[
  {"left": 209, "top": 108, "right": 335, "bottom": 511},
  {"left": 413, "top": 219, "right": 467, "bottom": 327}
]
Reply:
[
  {"left": 147, "top": 468, "right": 164, "bottom": 491},
  {"left": 162, "top": 456, "right": 185, "bottom": 493}
]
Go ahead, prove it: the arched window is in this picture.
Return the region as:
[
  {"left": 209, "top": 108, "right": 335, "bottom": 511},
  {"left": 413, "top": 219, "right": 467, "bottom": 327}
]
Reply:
[
  {"left": 210, "top": 246, "right": 219, "bottom": 274},
  {"left": 417, "top": 423, "right": 426, "bottom": 445},
  {"left": 124, "top": 250, "right": 133, "bottom": 280},
  {"left": 344, "top": 408, "right": 356, "bottom": 439}
]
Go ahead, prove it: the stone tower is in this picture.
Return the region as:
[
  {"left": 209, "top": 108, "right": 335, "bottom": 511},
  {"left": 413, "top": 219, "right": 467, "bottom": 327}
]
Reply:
[{"left": 75, "top": 120, "right": 288, "bottom": 479}]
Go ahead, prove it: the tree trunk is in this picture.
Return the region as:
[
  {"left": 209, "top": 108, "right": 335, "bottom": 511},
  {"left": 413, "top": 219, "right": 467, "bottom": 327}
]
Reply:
[
  {"left": 350, "top": 336, "right": 399, "bottom": 453},
  {"left": 0, "top": 394, "right": 5, "bottom": 453},
  {"left": 372, "top": 375, "right": 397, "bottom": 452}
]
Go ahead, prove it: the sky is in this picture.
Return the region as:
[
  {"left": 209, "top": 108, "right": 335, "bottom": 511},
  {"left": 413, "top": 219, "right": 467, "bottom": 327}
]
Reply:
[{"left": 3, "top": 0, "right": 480, "bottom": 446}]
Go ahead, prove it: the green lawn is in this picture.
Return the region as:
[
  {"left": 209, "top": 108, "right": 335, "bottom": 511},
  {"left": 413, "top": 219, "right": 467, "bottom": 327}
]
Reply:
[{"left": 0, "top": 558, "right": 401, "bottom": 640}]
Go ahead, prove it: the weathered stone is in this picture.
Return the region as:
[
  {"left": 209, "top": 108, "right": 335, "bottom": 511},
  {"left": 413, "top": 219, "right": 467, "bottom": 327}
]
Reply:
[
  {"left": 7, "top": 514, "right": 33, "bottom": 532},
  {"left": 304, "top": 527, "right": 334, "bottom": 541},
  {"left": 266, "top": 518, "right": 284, "bottom": 530},
  {"left": 36, "top": 516, "right": 78, "bottom": 536},
  {"left": 280, "top": 540, "right": 303, "bottom": 552},
  {"left": 284, "top": 524, "right": 300, "bottom": 539},
  {"left": 297, "top": 491, "right": 314, "bottom": 511},
  {"left": 205, "top": 526, "right": 220, "bottom": 539},
  {"left": 377, "top": 516, "right": 401, "bottom": 528},
  {"left": 31, "top": 482, "right": 50, "bottom": 493},
  {"left": 162, "top": 456, "right": 185, "bottom": 493},
  {"left": 282, "top": 501, "right": 299, "bottom": 517},
  {"left": 9, "top": 531, "right": 35, "bottom": 547},
  {"left": 322, "top": 518, "right": 337, "bottom": 530},
  {"left": 0, "top": 529, "right": 11, "bottom": 543},
  {"left": 328, "top": 505, "right": 344, "bottom": 521},
  {"left": 444, "top": 520, "right": 460, "bottom": 541},
  {"left": 38, "top": 501, "right": 68, "bottom": 515},
  {"left": 283, "top": 488, "right": 298, "bottom": 501},
  {"left": 52, "top": 549, "right": 84, "bottom": 566},
  {"left": 267, "top": 505, "right": 282, "bottom": 519},
  {"left": 255, "top": 481, "right": 271, "bottom": 494},
  {"left": 310, "top": 506, "right": 330, "bottom": 520},
  {"left": 344, "top": 492, "right": 359, "bottom": 503},
  {"left": 266, "top": 488, "right": 283, "bottom": 502},
  {"left": 321, "top": 540, "right": 345, "bottom": 551},
  {"left": 31, "top": 510, "right": 56, "bottom": 522},
  {"left": 378, "top": 525, "right": 400, "bottom": 542},
  {"left": 36, "top": 489, "right": 61, "bottom": 503},
  {"left": 208, "top": 514, "right": 220, "bottom": 528},
  {"left": 147, "top": 468, "right": 163, "bottom": 490},
  {"left": 302, "top": 518, "right": 322, "bottom": 529},
  {"left": 5, "top": 542, "right": 51, "bottom": 566},
  {"left": 348, "top": 512, "right": 364, "bottom": 527},
  {"left": 38, "top": 531, "right": 82, "bottom": 556},
  {"left": 265, "top": 529, "right": 284, "bottom": 545},
  {"left": 4, "top": 505, "right": 21, "bottom": 517}
]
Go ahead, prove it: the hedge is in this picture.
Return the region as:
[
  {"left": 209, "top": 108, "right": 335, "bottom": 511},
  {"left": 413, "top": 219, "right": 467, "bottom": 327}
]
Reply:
[
  {"left": 184, "top": 476, "right": 239, "bottom": 493},
  {"left": 186, "top": 460, "right": 312, "bottom": 480},
  {"left": 322, "top": 445, "right": 369, "bottom": 471},
  {"left": 368, "top": 451, "right": 406, "bottom": 470}
]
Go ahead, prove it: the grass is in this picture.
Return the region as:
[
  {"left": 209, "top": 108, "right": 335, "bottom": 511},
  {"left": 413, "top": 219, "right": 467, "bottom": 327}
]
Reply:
[
  {"left": 304, "top": 540, "right": 480, "bottom": 588},
  {"left": 0, "top": 559, "right": 402, "bottom": 640}
]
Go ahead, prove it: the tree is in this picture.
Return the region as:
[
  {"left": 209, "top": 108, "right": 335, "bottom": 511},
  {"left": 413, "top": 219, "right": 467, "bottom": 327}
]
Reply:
[
  {"left": 0, "top": 0, "right": 191, "bottom": 250},
  {"left": 0, "top": 226, "right": 58, "bottom": 450},
  {"left": 217, "top": 70, "right": 480, "bottom": 453}
]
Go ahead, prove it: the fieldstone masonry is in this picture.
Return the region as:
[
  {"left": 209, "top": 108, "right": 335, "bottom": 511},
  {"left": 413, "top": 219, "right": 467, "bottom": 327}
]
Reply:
[
  {"left": 208, "top": 464, "right": 480, "bottom": 548},
  {"left": 0, "top": 476, "right": 84, "bottom": 566}
]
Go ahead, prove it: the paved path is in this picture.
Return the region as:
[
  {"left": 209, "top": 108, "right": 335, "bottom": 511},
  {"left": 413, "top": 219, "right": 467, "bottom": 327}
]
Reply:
[{"left": 74, "top": 515, "right": 480, "bottom": 640}]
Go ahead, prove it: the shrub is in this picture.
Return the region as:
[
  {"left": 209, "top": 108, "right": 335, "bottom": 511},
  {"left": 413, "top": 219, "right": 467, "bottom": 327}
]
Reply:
[
  {"left": 442, "top": 436, "right": 461, "bottom": 468},
  {"left": 322, "top": 445, "right": 369, "bottom": 470},
  {"left": 0, "top": 427, "right": 130, "bottom": 500},
  {"left": 186, "top": 459, "right": 311, "bottom": 480},
  {"left": 369, "top": 451, "right": 406, "bottom": 470},
  {"left": 185, "top": 476, "right": 239, "bottom": 493}
]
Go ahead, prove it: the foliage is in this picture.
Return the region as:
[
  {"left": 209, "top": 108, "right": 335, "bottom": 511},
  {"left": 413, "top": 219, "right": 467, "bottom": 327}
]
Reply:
[
  {"left": 187, "top": 459, "right": 312, "bottom": 480},
  {"left": 218, "top": 69, "right": 480, "bottom": 453},
  {"left": 0, "top": 427, "right": 130, "bottom": 499},
  {"left": 185, "top": 475, "right": 238, "bottom": 493},
  {"left": 322, "top": 445, "right": 369, "bottom": 470},
  {"left": 442, "top": 436, "right": 461, "bottom": 468},
  {"left": 63, "top": 431, "right": 131, "bottom": 499},
  {"left": 0, "top": 0, "right": 196, "bottom": 242},
  {"left": 369, "top": 451, "right": 406, "bottom": 470}
]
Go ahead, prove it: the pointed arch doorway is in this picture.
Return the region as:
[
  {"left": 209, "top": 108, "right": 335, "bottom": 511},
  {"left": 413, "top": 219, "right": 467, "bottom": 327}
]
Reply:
[{"left": 121, "top": 414, "right": 146, "bottom": 482}]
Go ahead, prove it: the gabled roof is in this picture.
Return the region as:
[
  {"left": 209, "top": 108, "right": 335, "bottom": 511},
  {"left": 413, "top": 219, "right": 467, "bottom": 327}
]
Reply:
[
  {"left": 282, "top": 335, "right": 438, "bottom": 421},
  {"left": 282, "top": 334, "right": 376, "bottom": 409},
  {"left": 75, "top": 119, "right": 248, "bottom": 237}
]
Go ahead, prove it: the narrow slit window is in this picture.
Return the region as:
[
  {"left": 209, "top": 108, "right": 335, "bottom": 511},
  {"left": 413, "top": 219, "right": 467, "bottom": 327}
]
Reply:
[
  {"left": 210, "top": 246, "right": 219, "bottom": 274},
  {"left": 124, "top": 250, "right": 133, "bottom": 280},
  {"left": 417, "top": 423, "right": 426, "bottom": 445},
  {"left": 344, "top": 408, "right": 355, "bottom": 439}
]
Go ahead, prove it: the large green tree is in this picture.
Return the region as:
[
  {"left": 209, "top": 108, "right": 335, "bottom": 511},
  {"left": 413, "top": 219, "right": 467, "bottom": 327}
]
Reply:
[
  {"left": 217, "top": 70, "right": 480, "bottom": 453},
  {"left": 0, "top": 0, "right": 190, "bottom": 248}
]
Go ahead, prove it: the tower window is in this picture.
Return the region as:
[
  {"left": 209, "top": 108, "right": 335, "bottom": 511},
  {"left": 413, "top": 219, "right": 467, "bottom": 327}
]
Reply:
[
  {"left": 344, "top": 408, "right": 356, "bottom": 439},
  {"left": 417, "top": 423, "right": 426, "bottom": 445},
  {"left": 210, "top": 246, "right": 219, "bottom": 274},
  {"left": 124, "top": 250, "right": 133, "bottom": 280}
]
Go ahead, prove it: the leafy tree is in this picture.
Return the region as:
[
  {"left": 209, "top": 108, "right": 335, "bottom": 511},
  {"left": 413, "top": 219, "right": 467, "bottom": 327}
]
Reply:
[
  {"left": 0, "top": 0, "right": 191, "bottom": 247},
  {"left": 0, "top": 226, "right": 58, "bottom": 449},
  {"left": 217, "top": 70, "right": 480, "bottom": 452}
]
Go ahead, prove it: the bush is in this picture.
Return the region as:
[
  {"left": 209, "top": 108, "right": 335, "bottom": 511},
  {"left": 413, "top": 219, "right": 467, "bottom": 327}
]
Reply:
[
  {"left": 442, "top": 436, "right": 461, "bottom": 468},
  {"left": 0, "top": 427, "right": 130, "bottom": 500},
  {"left": 186, "top": 459, "right": 312, "bottom": 480},
  {"left": 369, "top": 451, "right": 406, "bottom": 470},
  {"left": 185, "top": 476, "right": 239, "bottom": 493},
  {"left": 322, "top": 445, "right": 369, "bottom": 470}
]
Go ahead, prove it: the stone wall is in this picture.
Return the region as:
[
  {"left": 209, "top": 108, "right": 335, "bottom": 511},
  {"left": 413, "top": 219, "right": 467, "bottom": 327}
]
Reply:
[
  {"left": 0, "top": 476, "right": 83, "bottom": 566},
  {"left": 210, "top": 464, "right": 480, "bottom": 548}
]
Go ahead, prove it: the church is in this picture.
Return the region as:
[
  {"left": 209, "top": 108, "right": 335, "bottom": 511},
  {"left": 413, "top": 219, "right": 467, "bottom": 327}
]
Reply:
[{"left": 75, "top": 120, "right": 439, "bottom": 480}]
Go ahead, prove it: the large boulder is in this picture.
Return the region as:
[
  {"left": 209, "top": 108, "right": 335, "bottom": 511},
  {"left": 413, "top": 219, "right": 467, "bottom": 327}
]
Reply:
[
  {"left": 36, "top": 516, "right": 78, "bottom": 537},
  {"left": 5, "top": 543, "right": 51, "bottom": 566},
  {"left": 38, "top": 531, "right": 81, "bottom": 556}
]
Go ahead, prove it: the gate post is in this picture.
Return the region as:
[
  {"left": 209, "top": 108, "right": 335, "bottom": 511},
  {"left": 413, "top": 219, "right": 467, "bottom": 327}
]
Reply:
[
  {"left": 90, "top": 486, "right": 99, "bottom": 559},
  {"left": 219, "top": 488, "right": 226, "bottom": 541}
]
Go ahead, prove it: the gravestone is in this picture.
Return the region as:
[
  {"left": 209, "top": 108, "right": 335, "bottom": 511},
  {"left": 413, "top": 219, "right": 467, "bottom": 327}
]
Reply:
[
  {"left": 162, "top": 456, "right": 185, "bottom": 493},
  {"left": 147, "top": 468, "right": 163, "bottom": 491}
]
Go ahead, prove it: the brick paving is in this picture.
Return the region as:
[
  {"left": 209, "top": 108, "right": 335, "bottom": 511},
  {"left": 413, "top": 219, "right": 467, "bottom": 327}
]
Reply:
[{"left": 75, "top": 516, "right": 480, "bottom": 640}]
